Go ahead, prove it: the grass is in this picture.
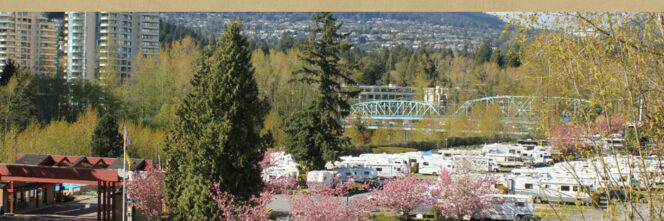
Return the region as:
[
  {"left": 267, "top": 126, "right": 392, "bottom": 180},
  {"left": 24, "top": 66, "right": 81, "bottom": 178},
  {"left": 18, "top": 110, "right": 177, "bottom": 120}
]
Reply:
[
  {"left": 372, "top": 147, "right": 418, "bottom": 154},
  {"left": 534, "top": 204, "right": 593, "bottom": 219},
  {"left": 371, "top": 211, "right": 437, "bottom": 221},
  {"left": 371, "top": 211, "right": 403, "bottom": 221}
]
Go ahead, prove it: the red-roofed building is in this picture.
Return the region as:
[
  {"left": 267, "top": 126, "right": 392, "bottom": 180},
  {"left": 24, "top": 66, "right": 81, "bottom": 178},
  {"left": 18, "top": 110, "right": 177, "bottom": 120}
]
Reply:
[{"left": 0, "top": 154, "right": 152, "bottom": 220}]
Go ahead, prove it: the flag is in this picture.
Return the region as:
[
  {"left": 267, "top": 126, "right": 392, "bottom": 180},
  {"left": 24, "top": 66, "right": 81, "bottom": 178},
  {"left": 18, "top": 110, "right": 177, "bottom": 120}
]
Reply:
[
  {"left": 124, "top": 127, "right": 131, "bottom": 145},
  {"left": 125, "top": 152, "right": 133, "bottom": 170},
  {"left": 124, "top": 126, "right": 133, "bottom": 169}
]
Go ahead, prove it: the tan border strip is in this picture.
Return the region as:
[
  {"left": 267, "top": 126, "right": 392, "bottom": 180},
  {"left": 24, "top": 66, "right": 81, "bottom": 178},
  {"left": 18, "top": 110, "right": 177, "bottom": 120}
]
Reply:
[{"left": 0, "top": 0, "right": 662, "bottom": 12}]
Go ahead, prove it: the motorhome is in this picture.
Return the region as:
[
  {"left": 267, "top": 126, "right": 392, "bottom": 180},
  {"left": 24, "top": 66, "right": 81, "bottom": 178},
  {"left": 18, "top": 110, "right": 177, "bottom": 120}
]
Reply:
[
  {"left": 487, "top": 153, "right": 526, "bottom": 168},
  {"left": 479, "top": 194, "right": 536, "bottom": 221},
  {"left": 482, "top": 143, "right": 523, "bottom": 155}
]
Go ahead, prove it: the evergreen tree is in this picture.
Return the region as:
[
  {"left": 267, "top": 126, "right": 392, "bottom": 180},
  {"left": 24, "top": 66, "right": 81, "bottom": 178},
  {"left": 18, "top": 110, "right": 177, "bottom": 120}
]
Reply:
[
  {"left": 490, "top": 48, "right": 505, "bottom": 68},
  {"left": 360, "top": 58, "right": 385, "bottom": 85},
  {"left": 0, "top": 59, "right": 17, "bottom": 86},
  {"left": 285, "top": 12, "right": 360, "bottom": 170},
  {"left": 276, "top": 33, "right": 295, "bottom": 53},
  {"left": 34, "top": 70, "right": 71, "bottom": 124},
  {"left": 0, "top": 66, "right": 36, "bottom": 133},
  {"left": 164, "top": 22, "right": 269, "bottom": 220},
  {"left": 507, "top": 50, "right": 521, "bottom": 67},
  {"left": 474, "top": 40, "right": 493, "bottom": 64},
  {"left": 90, "top": 113, "right": 123, "bottom": 157}
]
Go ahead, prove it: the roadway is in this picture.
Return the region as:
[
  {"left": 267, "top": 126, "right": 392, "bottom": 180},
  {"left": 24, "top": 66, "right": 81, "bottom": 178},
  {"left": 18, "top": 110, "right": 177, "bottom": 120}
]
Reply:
[{"left": 0, "top": 198, "right": 97, "bottom": 221}]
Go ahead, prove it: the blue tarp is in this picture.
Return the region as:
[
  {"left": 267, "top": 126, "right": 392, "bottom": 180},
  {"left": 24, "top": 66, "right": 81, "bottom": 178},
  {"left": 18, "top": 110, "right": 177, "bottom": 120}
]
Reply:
[{"left": 422, "top": 151, "right": 433, "bottom": 156}]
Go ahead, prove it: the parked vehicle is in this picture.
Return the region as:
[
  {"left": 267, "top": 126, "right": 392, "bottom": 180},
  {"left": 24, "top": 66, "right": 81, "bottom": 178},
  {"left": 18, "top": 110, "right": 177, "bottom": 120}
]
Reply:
[
  {"left": 334, "top": 167, "right": 378, "bottom": 182},
  {"left": 479, "top": 194, "right": 536, "bottom": 221},
  {"left": 487, "top": 153, "right": 526, "bottom": 168},
  {"left": 511, "top": 176, "right": 594, "bottom": 204},
  {"left": 306, "top": 170, "right": 338, "bottom": 187}
]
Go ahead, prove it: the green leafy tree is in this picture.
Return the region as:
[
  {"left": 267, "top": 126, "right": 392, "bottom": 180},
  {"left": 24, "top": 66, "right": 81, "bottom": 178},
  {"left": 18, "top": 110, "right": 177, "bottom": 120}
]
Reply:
[
  {"left": 90, "top": 113, "right": 123, "bottom": 157},
  {"left": 0, "top": 65, "right": 37, "bottom": 133},
  {"left": 285, "top": 12, "right": 360, "bottom": 170},
  {"left": 164, "top": 22, "right": 269, "bottom": 220}
]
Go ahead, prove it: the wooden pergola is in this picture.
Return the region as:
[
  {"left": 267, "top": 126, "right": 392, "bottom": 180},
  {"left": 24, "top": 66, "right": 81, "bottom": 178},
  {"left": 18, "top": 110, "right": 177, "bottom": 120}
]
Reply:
[{"left": 0, "top": 154, "right": 152, "bottom": 220}]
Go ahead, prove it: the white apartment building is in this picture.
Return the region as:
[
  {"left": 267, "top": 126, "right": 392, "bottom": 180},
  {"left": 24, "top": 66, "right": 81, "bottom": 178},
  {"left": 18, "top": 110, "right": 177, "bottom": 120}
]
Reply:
[
  {"left": 0, "top": 12, "right": 58, "bottom": 76},
  {"left": 423, "top": 86, "right": 448, "bottom": 107},
  {"left": 64, "top": 12, "right": 159, "bottom": 81}
]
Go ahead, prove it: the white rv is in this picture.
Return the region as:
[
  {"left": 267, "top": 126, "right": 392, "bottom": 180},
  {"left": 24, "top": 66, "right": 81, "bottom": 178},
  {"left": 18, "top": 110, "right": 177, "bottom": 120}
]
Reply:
[
  {"left": 512, "top": 176, "right": 594, "bottom": 204},
  {"left": 306, "top": 170, "right": 338, "bottom": 187},
  {"left": 487, "top": 153, "right": 526, "bottom": 168},
  {"left": 262, "top": 152, "right": 300, "bottom": 182},
  {"left": 480, "top": 194, "right": 535, "bottom": 221},
  {"left": 344, "top": 153, "right": 410, "bottom": 177},
  {"left": 482, "top": 143, "right": 523, "bottom": 155},
  {"left": 454, "top": 155, "right": 502, "bottom": 173},
  {"left": 418, "top": 154, "right": 456, "bottom": 175},
  {"left": 334, "top": 167, "right": 378, "bottom": 182}
]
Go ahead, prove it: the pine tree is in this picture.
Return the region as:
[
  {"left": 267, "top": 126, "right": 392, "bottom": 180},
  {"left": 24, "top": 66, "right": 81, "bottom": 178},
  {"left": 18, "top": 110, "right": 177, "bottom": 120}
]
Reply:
[
  {"left": 164, "top": 22, "right": 269, "bottom": 220},
  {"left": 285, "top": 12, "right": 360, "bottom": 170},
  {"left": 90, "top": 113, "right": 123, "bottom": 157}
]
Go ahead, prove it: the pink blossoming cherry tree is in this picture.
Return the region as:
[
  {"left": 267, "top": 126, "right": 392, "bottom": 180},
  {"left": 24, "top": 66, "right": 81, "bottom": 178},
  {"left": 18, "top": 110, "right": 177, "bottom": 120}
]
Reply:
[{"left": 127, "top": 164, "right": 165, "bottom": 221}]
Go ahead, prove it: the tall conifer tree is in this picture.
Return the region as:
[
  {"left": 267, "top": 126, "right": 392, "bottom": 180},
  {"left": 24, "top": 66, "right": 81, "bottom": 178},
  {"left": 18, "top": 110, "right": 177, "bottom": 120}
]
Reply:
[
  {"left": 164, "top": 22, "right": 268, "bottom": 220},
  {"left": 285, "top": 12, "right": 360, "bottom": 170},
  {"left": 90, "top": 113, "right": 123, "bottom": 157}
]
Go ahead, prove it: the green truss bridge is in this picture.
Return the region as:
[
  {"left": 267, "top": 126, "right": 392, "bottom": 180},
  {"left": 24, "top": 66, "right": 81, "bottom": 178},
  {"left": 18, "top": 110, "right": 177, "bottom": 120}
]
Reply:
[
  {"left": 348, "top": 96, "right": 591, "bottom": 121},
  {"left": 349, "top": 100, "right": 446, "bottom": 119}
]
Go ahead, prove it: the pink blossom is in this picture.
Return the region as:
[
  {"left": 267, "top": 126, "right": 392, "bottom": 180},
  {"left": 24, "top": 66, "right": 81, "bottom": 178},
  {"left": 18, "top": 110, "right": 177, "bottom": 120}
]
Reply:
[
  {"left": 549, "top": 115, "right": 625, "bottom": 154},
  {"left": 209, "top": 151, "right": 297, "bottom": 220},
  {"left": 127, "top": 164, "right": 165, "bottom": 221},
  {"left": 369, "top": 176, "right": 432, "bottom": 219},
  {"left": 431, "top": 169, "right": 502, "bottom": 220},
  {"left": 549, "top": 122, "right": 586, "bottom": 154},
  {"left": 289, "top": 179, "right": 374, "bottom": 221},
  {"left": 209, "top": 182, "right": 275, "bottom": 221}
]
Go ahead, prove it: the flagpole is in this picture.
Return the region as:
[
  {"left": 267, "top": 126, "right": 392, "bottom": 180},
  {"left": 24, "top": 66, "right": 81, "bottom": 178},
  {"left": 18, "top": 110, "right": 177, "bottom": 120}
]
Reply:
[{"left": 122, "top": 125, "right": 127, "bottom": 221}]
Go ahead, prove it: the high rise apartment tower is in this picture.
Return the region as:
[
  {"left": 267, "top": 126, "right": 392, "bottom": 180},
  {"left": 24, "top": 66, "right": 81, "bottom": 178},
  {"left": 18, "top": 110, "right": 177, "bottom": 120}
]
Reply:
[
  {"left": 0, "top": 12, "right": 58, "bottom": 76},
  {"left": 64, "top": 12, "right": 159, "bottom": 81}
]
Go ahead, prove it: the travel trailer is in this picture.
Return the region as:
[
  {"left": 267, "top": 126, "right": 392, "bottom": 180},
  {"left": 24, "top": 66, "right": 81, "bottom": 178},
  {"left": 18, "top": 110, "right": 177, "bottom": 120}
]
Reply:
[
  {"left": 511, "top": 176, "right": 594, "bottom": 204},
  {"left": 418, "top": 154, "right": 456, "bottom": 175},
  {"left": 484, "top": 142, "right": 555, "bottom": 165},
  {"left": 338, "top": 153, "right": 410, "bottom": 177},
  {"left": 334, "top": 167, "right": 378, "bottom": 182},
  {"left": 454, "top": 155, "right": 502, "bottom": 173},
  {"left": 306, "top": 170, "right": 338, "bottom": 187}
]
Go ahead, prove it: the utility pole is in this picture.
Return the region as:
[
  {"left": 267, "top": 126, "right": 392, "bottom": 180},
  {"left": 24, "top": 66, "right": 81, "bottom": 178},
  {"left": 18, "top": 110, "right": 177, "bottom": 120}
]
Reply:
[{"left": 122, "top": 125, "right": 127, "bottom": 221}]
